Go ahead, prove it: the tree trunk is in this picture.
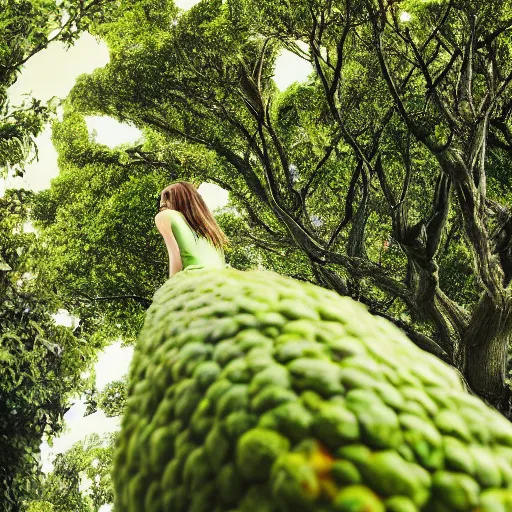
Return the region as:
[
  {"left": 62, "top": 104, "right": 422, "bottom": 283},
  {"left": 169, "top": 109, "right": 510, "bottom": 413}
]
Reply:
[
  {"left": 464, "top": 293, "right": 512, "bottom": 414},
  {"left": 465, "top": 334, "right": 510, "bottom": 413}
]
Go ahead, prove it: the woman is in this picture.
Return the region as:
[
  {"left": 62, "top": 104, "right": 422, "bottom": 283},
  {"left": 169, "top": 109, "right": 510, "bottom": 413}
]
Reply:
[{"left": 155, "top": 181, "right": 229, "bottom": 278}]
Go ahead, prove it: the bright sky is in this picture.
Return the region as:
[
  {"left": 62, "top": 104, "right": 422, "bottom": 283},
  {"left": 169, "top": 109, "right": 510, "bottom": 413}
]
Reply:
[{"left": 5, "top": 0, "right": 312, "bottom": 504}]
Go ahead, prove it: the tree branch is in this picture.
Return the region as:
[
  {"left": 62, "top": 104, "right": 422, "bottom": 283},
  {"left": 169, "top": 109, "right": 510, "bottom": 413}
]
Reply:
[
  {"left": 327, "top": 161, "right": 363, "bottom": 248},
  {"left": 302, "top": 129, "right": 344, "bottom": 199},
  {"left": 365, "top": 303, "right": 450, "bottom": 361},
  {"left": 77, "top": 292, "right": 151, "bottom": 308}
]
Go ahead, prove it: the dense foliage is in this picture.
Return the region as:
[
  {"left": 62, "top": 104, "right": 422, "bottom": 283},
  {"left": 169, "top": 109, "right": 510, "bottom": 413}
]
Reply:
[
  {"left": 85, "top": 379, "right": 128, "bottom": 419},
  {"left": 26, "top": 433, "right": 115, "bottom": 512},
  {"left": 31, "top": 110, "right": 168, "bottom": 341},
  {"left": 0, "top": 0, "right": 117, "bottom": 508},
  {"left": 0, "top": 0, "right": 113, "bottom": 179},
  {"left": 0, "top": 189, "right": 99, "bottom": 509}
]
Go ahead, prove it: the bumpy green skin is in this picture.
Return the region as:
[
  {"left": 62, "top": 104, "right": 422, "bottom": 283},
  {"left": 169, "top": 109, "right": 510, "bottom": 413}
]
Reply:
[{"left": 113, "top": 268, "right": 512, "bottom": 512}]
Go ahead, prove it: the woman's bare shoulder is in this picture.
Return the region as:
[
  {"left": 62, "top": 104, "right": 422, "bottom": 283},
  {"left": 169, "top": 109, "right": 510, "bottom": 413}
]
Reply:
[{"left": 155, "top": 209, "right": 180, "bottom": 223}]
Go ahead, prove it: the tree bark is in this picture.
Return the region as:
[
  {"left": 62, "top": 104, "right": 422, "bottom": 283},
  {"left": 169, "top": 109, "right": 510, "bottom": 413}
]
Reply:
[{"left": 464, "top": 293, "right": 512, "bottom": 413}]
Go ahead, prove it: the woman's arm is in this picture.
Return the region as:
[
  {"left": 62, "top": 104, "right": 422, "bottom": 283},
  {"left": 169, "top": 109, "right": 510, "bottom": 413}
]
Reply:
[{"left": 155, "top": 210, "right": 183, "bottom": 277}]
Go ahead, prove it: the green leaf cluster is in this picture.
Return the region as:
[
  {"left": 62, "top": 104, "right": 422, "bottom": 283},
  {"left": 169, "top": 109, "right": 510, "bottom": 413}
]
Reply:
[{"left": 0, "top": 189, "right": 99, "bottom": 509}]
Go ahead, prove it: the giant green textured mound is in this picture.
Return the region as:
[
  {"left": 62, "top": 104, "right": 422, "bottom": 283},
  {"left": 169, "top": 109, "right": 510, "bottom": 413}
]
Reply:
[{"left": 113, "top": 268, "right": 512, "bottom": 512}]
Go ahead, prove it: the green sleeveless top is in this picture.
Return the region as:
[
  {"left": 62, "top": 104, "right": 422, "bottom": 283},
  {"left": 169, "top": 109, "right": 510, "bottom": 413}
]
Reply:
[{"left": 166, "top": 210, "right": 225, "bottom": 271}]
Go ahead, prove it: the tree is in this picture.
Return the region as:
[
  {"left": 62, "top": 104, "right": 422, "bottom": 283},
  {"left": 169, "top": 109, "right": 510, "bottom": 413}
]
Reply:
[
  {"left": 30, "top": 109, "right": 169, "bottom": 343},
  {"left": 252, "top": 0, "right": 512, "bottom": 409},
  {"left": 27, "top": 433, "right": 115, "bottom": 512},
  {"left": 1, "top": 3, "right": 119, "bottom": 507},
  {"left": 0, "top": 189, "right": 100, "bottom": 509},
  {"left": 85, "top": 379, "right": 128, "bottom": 418},
  {"left": 30, "top": 105, "right": 298, "bottom": 341},
  {"left": 63, "top": 0, "right": 512, "bottom": 413},
  {"left": 0, "top": 0, "right": 115, "bottom": 179}
]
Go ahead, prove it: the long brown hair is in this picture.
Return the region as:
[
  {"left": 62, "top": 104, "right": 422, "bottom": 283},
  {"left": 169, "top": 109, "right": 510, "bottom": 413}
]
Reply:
[{"left": 159, "top": 182, "right": 229, "bottom": 250}]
